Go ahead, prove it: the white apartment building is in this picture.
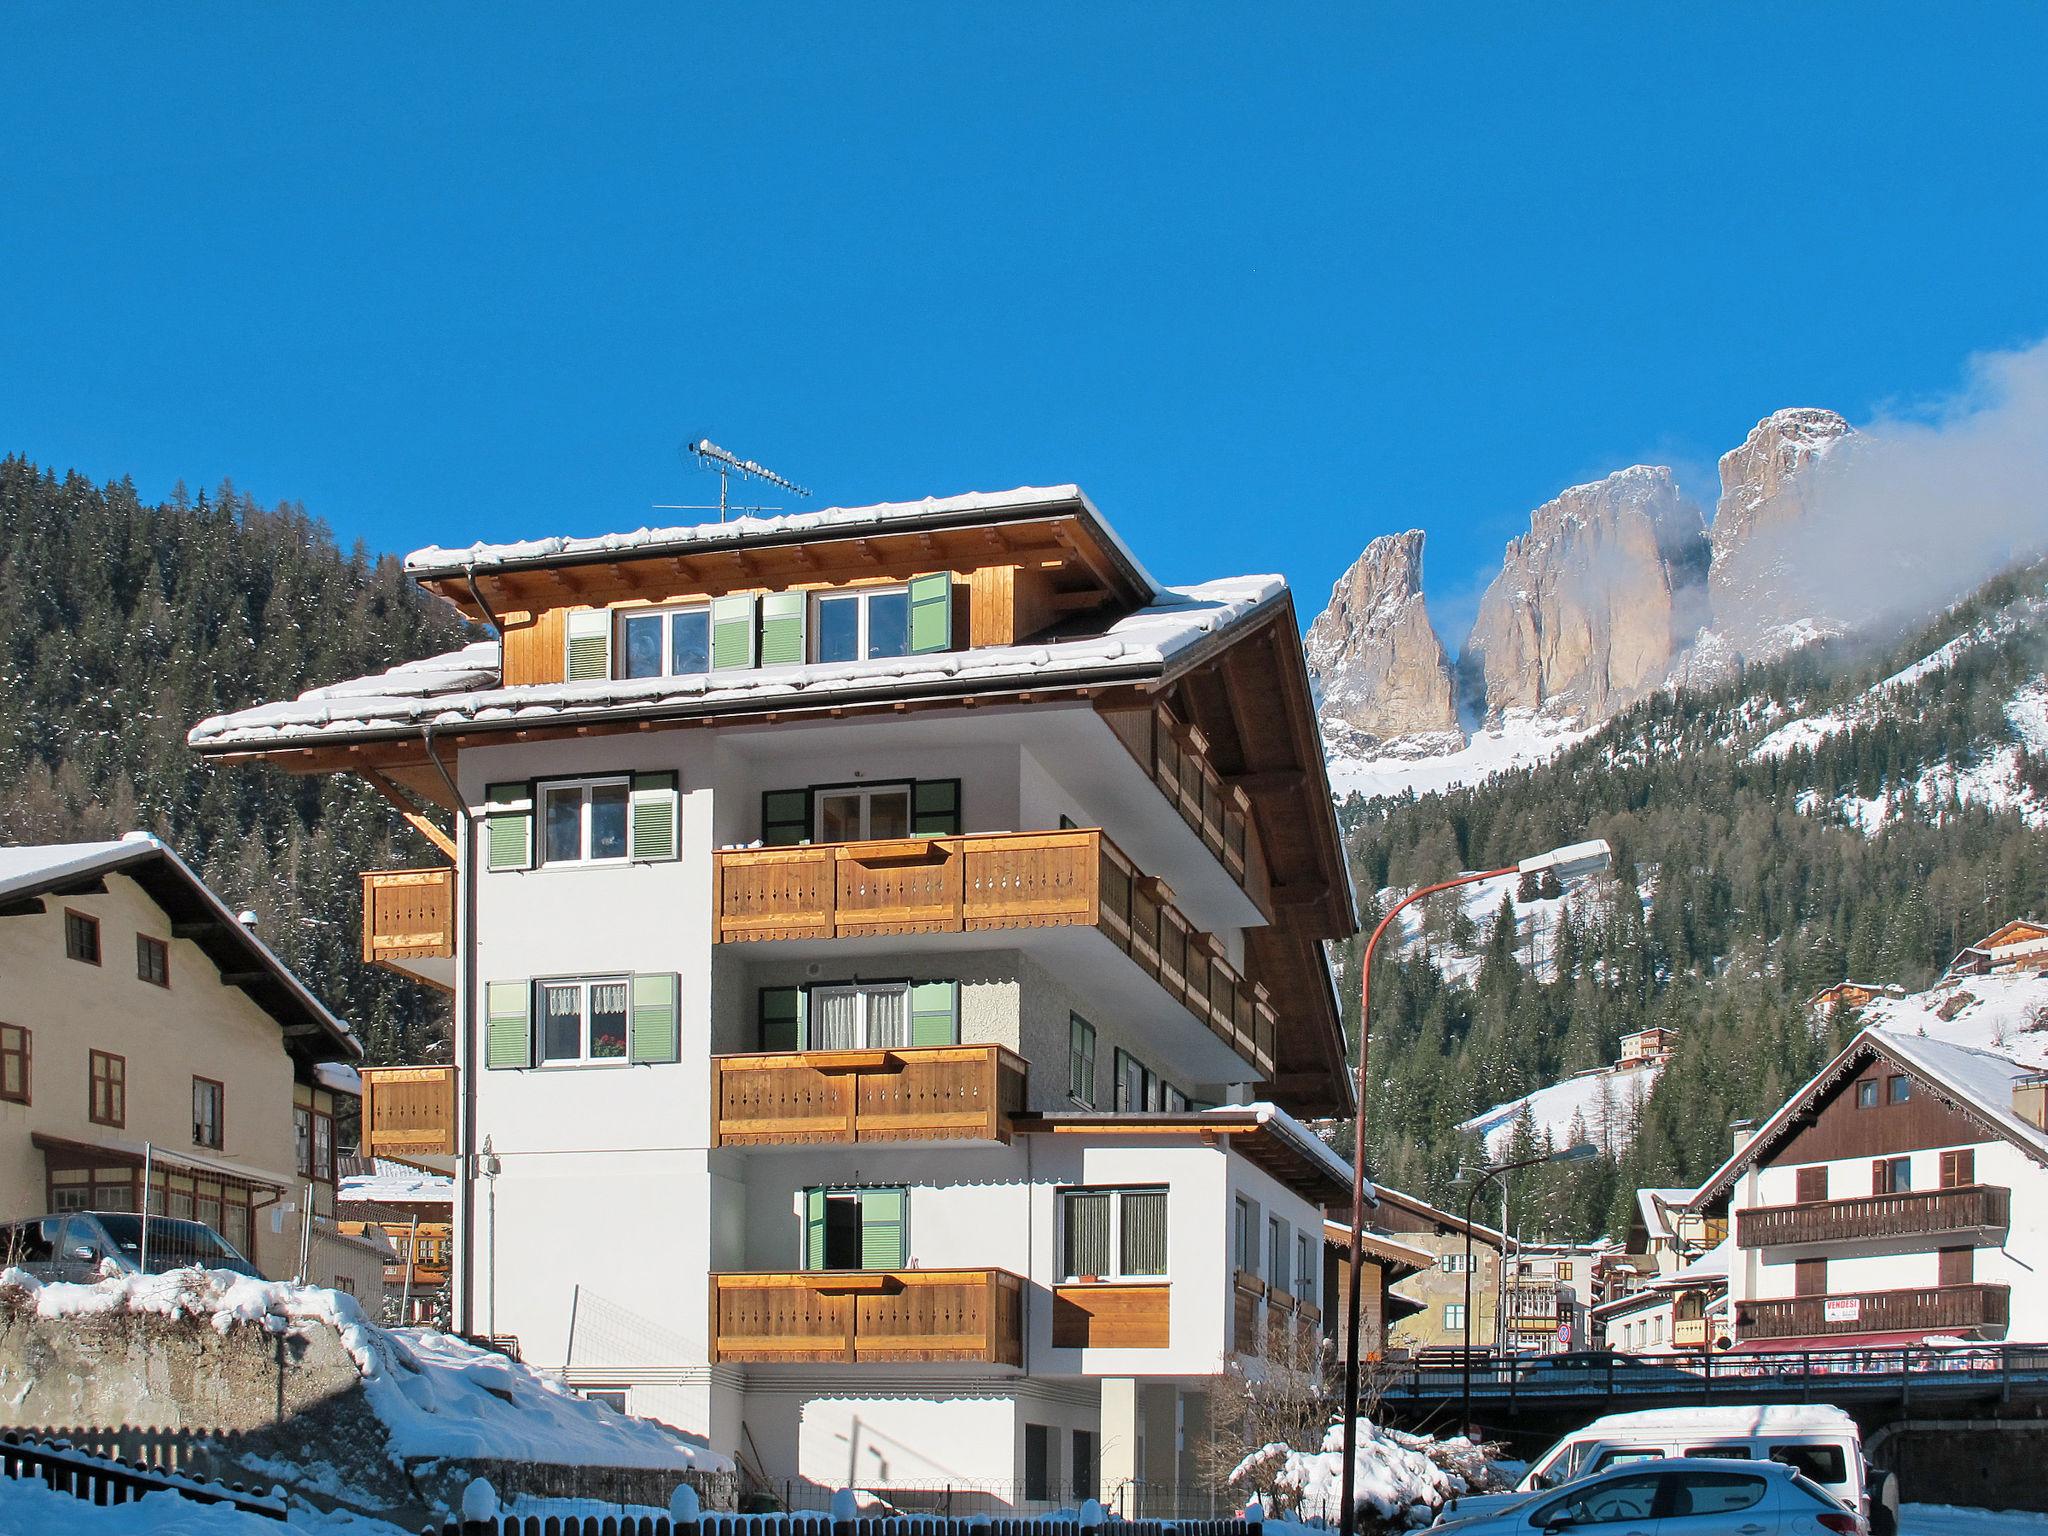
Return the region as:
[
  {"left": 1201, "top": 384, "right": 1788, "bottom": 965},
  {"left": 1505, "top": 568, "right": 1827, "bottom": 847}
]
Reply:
[
  {"left": 1692, "top": 1027, "right": 2048, "bottom": 1350},
  {"left": 190, "top": 486, "right": 1356, "bottom": 1510}
]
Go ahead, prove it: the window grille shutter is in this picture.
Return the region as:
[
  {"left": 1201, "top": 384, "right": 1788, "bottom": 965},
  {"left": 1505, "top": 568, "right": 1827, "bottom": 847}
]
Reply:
[
  {"left": 911, "top": 779, "right": 962, "bottom": 836},
  {"left": 858, "top": 1188, "right": 907, "bottom": 1269},
  {"left": 758, "top": 591, "right": 806, "bottom": 666},
  {"left": 759, "top": 987, "right": 805, "bottom": 1052},
  {"left": 710, "top": 593, "right": 757, "bottom": 670},
  {"left": 1121, "top": 1190, "right": 1168, "bottom": 1277},
  {"left": 909, "top": 980, "right": 958, "bottom": 1047},
  {"left": 761, "top": 789, "right": 812, "bottom": 847},
  {"left": 565, "top": 609, "right": 612, "bottom": 681},
  {"left": 628, "top": 973, "right": 680, "bottom": 1064},
  {"left": 484, "top": 981, "right": 532, "bottom": 1069},
  {"left": 627, "top": 772, "right": 679, "bottom": 860},
  {"left": 483, "top": 783, "right": 533, "bottom": 872},
  {"left": 804, "top": 1188, "right": 828, "bottom": 1269},
  {"left": 1063, "top": 1190, "right": 1111, "bottom": 1278},
  {"left": 907, "top": 572, "right": 953, "bottom": 653}
]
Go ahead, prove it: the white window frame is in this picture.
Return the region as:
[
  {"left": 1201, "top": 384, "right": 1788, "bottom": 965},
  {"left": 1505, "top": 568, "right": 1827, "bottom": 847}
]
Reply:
[
  {"left": 1058, "top": 1185, "right": 1170, "bottom": 1283},
  {"left": 807, "top": 980, "right": 912, "bottom": 1051},
  {"left": 1445, "top": 1301, "right": 1468, "bottom": 1331},
  {"left": 539, "top": 775, "right": 633, "bottom": 867},
  {"left": 1068, "top": 1015, "right": 1097, "bottom": 1108},
  {"left": 813, "top": 782, "right": 914, "bottom": 843},
  {"left": 1296, "top": 1231, "right": 1315, "bottom": 1304},
  {"left": 811, "top": 584, "right": 912, "bottom": 664},
  {"left": 535, "top": 975, "right": 633, "bottom": 1067},
  {"left": 616, "top": 603, "right": 712, "bottom": 680}
]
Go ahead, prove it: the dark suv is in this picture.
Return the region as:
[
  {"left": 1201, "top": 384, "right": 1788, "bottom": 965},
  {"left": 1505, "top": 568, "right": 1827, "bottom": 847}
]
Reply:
[{"left": 0, "top": 1211, "right": 264, "bottom": 1282}]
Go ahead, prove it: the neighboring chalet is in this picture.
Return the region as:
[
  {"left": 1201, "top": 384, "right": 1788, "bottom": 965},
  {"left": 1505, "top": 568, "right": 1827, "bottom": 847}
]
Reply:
[
  {"left": 1319, "top": 1215, "right": 1431, "bottom": 1360},
  {"left": 1807, "top": 981, "right": 1904, "bottom": 1015},
  {"left": 1692, "top": 1028, "right": 2048, "bottom": 1349},
  {"left": 1946, "top": 918, "right": 2048, "bottom": 980},
  {"left": 1365, "top": 1186, "right": 1513, "bottom": 1355},
  {"left": 0, "top": 836, "right": 380, "bottom": 1294},
  {"left": 338, "top": 1157, "right": 455, "bottom": 1324},
  {"left": 187, "top": 486, "right": 1358, "bottom": 1513}
]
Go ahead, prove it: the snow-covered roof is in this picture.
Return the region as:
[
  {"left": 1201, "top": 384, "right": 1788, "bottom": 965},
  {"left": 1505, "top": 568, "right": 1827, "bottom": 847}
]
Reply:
[
  {"left": 1321, "top": 1220, "right": 1433, "bottom": 1272},
  {"left": 190, "top": 577, "right": 1286, "bottom": 752},
  {"left": 315, "top": 1061, "right": 362, "bottom": 1097},
  {"left": 402, "top": 483, "right": 1161, "bottom": 599},
  {"left": 0, "top": 833, "right": 358, "bottom": 1061},
  {"left": 1857, "top": 971, "right": 2048, "bottom": 1070},
  {"left": 1633, "top": 1186, "right": 1695, "bottom": 1245},
  {"left": 1577, "top": 1403, "right": 1856, "bottom": 1438},
  {"left": 1654, "top": 1236, "right": 1731, "bottom": 1288},
  {"left": 340, "top": 1160, "right": 455, "bottom": 1208}
]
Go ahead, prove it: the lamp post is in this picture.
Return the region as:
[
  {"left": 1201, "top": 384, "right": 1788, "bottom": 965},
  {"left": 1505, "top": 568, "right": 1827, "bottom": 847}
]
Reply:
[
  {"left": 1338, "top": 840, "right": 1609, "bottom": 1536},
  {"left": 1460, "top": 1143, "right": 1600, "bottom": 1436}
]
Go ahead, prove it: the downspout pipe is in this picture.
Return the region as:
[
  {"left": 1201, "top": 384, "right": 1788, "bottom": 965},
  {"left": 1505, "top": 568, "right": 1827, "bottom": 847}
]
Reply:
[
  {"left": 423, "top": 722, "right": 480, "bottom": 1336},
  {"left": 464, "top": 563, "right": 504, "bottom": 642}
]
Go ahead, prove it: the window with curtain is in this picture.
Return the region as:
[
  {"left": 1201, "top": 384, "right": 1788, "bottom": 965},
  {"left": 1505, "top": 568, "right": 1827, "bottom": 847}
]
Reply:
[
  {"left": 809, "top": 982, "right": 909, "bottom": 1050},
  {"left": 1059, "top": 1186, "right": 1167, "bottom": 1281},
  {"left": 538, "top": 977, "right": 630, "bottom": 1064}
]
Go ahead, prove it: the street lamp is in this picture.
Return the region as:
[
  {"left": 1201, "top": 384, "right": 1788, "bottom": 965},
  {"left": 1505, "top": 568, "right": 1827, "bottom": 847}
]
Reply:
[
  {"left": 1338, "top": 840, "right": 1609, "bottom": 1536},
  {"left": 1459, "top": 1143, "right": 1601, "bottom": 1435}
]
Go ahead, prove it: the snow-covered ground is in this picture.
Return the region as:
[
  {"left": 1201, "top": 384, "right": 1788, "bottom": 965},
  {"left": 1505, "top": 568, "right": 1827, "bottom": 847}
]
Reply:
[
  {"left": 1325, "top": 711, "right": 1596, "bottom": 801},
  {"left": 1903, "top": 1505, "right": 2048, "bottom": 1534},
  {"left": 0, "top": 1472, "right": 410, "bottom": 1535},
  {"left": 1459, "top": 1061, "right": 1660, "bottom": 1158},
  {"left": 1858, "top": 971, "right": 2048, "bottom": 1070},
  {"left": 1232, "top": 1418, "right": 1501, "bottom": 1527},
  {"left": 1383, "top": 867, "right": 1586, "bottom": 987}
]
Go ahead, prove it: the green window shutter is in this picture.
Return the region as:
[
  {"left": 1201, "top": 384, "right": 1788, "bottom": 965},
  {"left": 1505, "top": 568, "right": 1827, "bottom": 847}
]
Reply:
[
  {"left": 759, "top": 986, "right": 805, "bottom": 1052},
  {"left": 565, "top": 609, "right": 612, "bottom": 681},
  {"left": 761, "top": 788, "right": 812, "bottom": 847},
  {"left": 628, "top": 973, "right": 680, "bottom": 1064},
  {"left": 710, "top": 593, "right": 757, "bottom": 671},
  {"left": 628, "top": 772, "right": 679, "bottom": 861},
  {"left": 911, "top": 779, "right": 961, "bottom": 836},
  {"left": 858, "top": 1188, "right": 907, "bottom": 1270},
  {"left": 907, "top": 572, "right": 953, "bottom": 654},
  {"left": 758, "top": 591, "right": 807, "bottom": 667},
  {"left": 909, "top": 980, "right": 958, "bottom": 1047},
  {"left": 804, "top": 1188, "right": 828, "bottom": 1270},
  {"left": 484, "top": 981, "right": 532, "bottom": 1070},
  {"left": 483, "top": 783, "right": 533, "bottom": 873}
]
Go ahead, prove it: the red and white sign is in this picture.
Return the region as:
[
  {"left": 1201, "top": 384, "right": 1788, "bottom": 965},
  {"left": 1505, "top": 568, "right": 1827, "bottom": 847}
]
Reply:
[
  {"left": 1555, "top": 1322, "right": 1573, "bottom": 1349},
  {"left": 1823, "top": 1297, "right": 1862, "bottom": 1324}
]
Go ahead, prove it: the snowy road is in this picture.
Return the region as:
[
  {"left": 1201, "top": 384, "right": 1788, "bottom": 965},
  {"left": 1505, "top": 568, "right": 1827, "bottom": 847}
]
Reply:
[{"left": 1903, "top": 1505, "right": 2048, "bottom": 1534}]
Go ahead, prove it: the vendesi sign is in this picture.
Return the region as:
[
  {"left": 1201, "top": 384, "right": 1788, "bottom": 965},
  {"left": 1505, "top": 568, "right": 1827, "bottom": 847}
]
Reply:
[{"left": 1823, "top": 1297, "right": 1862, "bottom": 1324}]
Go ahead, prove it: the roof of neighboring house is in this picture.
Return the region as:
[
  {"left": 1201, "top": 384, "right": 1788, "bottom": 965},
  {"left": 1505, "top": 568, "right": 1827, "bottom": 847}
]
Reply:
[
  {"left": 0, "top": 834, "right": 358, "bottom": 1065},
  {"left": 1321, "top": 1219, "right": 1434, "bottom": 1277},
  {"left": 1591, "top": 1287, "right": 1672, "bottom": 1322},
  {"left": 1367, "top": 1184, "right": 1513, "bottom": 1250},
  {"left": 1649, "top": 1236, "right": 1732, "bottom": 1291},
  {"left": 339, "top": 1159, "right": 456, "bottom": 1209},
  {"left": 1972, "top": 918, "right": 2048, "bottom": 949},
  {"left": 1691, "top": 1028, "right": 2048, "bottom": 1211},
  {"left": 1805, "top": 980, "right": 1900, "bottom": 1006}
]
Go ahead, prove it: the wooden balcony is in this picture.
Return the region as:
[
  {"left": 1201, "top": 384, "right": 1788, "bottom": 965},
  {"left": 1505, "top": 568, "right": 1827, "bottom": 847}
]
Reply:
[
  {"left": 708, "top": 1269, "right": 1024, "bottom": 1365},
  {"left": 1736, "top": 1283, "right": 2011, "bottom": 1341},
  {"left": 711, "top": 1043, "right": 1028, "bottom": 1148},
  {"left": 359, "top": 1065, "right": 458, "bottom": 1162},
  {"left": 1738, "top": 1185, "right": 2011, "bottom": 1249},
  {"left": 1052, "top": 1283, "right": 1171, "bottom": 1349},
  {"left": 361, "top": 867, "right": 455, "bottom": 990},
  {"left": 1099, "top": 701, "right": 1261, "bottom": 896},
  {"left": 712, "top": 828, "right": 1278, "bottom": 1078}
]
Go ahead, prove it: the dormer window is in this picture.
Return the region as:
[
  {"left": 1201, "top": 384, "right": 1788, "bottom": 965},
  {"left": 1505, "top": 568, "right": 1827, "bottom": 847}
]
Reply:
[
  {"left": 815, "top": 587, "right": 912, "bottom": 664},
  {"left": 619, "top": 605, "right": 712, "bottom": 679}
]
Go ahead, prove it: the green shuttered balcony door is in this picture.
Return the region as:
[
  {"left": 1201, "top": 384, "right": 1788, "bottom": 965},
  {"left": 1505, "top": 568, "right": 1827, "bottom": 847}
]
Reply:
[{"left": 805, "top": 1186, "right": 908, "bottom": 1271}]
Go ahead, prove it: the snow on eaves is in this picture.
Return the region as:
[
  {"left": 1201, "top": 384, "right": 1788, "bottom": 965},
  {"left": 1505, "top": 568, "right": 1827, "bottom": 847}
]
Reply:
[
  {"left": 189, "top": 578, "right": 1283, "bottom": 751},
  {"left": 403, "top": 484, "right": 1161, "bottom": 599}
]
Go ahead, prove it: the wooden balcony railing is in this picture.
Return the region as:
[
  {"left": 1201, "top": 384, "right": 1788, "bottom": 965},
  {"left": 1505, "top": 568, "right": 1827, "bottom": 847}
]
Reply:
[
  {"left": 1099, "top": 701, "right": 1261, "bottom": 898},
  {"left": 359, "top": 1065, "right": 458, "bottom": 1160},
  {"left": 1736, "top": 1283, "right": 2011, "bottom": 1341},
  {"left": 713, "top": 828, "right": 1278, "bottom": 1078},
  {"left": 711, "top": 1043, "right": 1028, "bottom": 1147},
  {"left": 361, "top": 867, "right": 455, "bottom": 968},
  {"left": 1738, "top": 1185, "right": 2011, "bottom": 1248},
  {"left": 709, "top": 1269, "right": 1024, "bottom": 1365}
]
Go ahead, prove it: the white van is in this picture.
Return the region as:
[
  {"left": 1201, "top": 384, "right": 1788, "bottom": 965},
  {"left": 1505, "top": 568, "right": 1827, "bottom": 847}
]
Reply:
[{"left": 1442, "top": 1405, "right": 1894, "bottom": 1534}]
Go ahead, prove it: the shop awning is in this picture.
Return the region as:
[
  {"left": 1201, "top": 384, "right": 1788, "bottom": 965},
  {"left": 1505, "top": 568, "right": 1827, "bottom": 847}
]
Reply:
[{"left": 1727, "top": 1330, "right": 1966, "bottom": 1353}]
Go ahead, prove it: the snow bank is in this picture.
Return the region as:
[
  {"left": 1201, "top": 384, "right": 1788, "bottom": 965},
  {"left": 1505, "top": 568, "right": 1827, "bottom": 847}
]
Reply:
[
  {"left": 1231, "top": 1420, "right": 1500, "bottom": 1528},
  {"left": 0, "top": 1470, "right": 410, "bottom": 1535},
  {"left": 0, "top": 1267, "right": 729, "bottom": 1476}
]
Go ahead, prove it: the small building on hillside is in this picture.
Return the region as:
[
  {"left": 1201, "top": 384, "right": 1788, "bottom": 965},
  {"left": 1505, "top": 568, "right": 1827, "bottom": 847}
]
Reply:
[
  {"left": 338, "top": 1156, "right": 455, "bottom": 1325},
  {"left": 1946, "top": 919, "right": 2048, "bottom": 980},
  {"left": 1618, "top": 1027, "right": 1678, "bottom": 1066},
  {"left": 1692, "top": 1027, "right": 2048, "bottom": 1350},
  {"left": 1807, "top": 981, "right": 1904, "bottom": 1015},
  {"left": 1368, "top": 1185, "right": 1514, "bottom": 1355},
  {"left": 0, "top": 836, "right": 381, "bottom": 1295}
]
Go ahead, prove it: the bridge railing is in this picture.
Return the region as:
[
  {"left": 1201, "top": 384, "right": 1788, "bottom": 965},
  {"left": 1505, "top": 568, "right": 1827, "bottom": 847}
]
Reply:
[{"left": 1382, "top": 1343, "right": 2048, "bottom": 1401}]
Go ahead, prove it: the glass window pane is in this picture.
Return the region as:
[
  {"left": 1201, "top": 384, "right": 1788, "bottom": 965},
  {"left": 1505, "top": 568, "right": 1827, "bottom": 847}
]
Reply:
[
  {"left": 817, "top": 596, "right": 860, "bottom": 663},
  {"left": 671, "top": 609, "right": 711, "bottom": 674},
  {"left": 813, "top": 987, "right": 861, "bottom": 1050},
  {"left": 1121, "top": 1191, "right": 1168, "bottom": 1277},
  {"left": 865, "top": 985, "right": 909, "bottom": 1048},
  {"left": 866, "top": 789, "right": 911, "bottom": 840},
  {"left": 544, "top": 787, "right": 583, "bottom": 863},
  {"left": 588, "top": 783, "right": 629, "bottom": 859},
  {"left": 589, "top": 982, "right": 629, "bottom": 1059},
  {"left": 622, "top": 614, "right": 664, "bottom": 679},
  {"left": 1063, "top": 1192, "right": 1111, "bottom": 1279},
  {"left": 818, "top": 792, "right": 862, "bottom": 843},
  {"left": 541, "top": 984, "right": 583, "bottom": 1061},
  {"left": 865, "top": 590, "right": 910, "bottom": 659}
]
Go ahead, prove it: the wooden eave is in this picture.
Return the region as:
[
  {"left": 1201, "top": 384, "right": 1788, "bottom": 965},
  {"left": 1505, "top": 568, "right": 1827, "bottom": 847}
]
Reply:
[{"left": 1015, "top": 1112, "right": 1349, "bottom": 1202}]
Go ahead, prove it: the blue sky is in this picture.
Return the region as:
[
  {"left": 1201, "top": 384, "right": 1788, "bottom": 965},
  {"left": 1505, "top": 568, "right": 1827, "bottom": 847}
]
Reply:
[{"left": 3, "top": 6, "right": 2045, "bottom": 640}]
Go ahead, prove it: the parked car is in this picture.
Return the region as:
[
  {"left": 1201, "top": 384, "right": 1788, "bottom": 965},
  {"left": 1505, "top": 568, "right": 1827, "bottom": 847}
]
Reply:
[
  {"left": 0, "top": 1212, "right": 263, "bottom": 1282},
  {"left": 1432, "top": 1456, "right": 1862, "bottom": 1533},
  {"left": 1521, "top": 1350, "right": 1703, "bottom": 1385},
  {"left": 1440, "top": 1404, "right": 1887, "bottom": 1534}
]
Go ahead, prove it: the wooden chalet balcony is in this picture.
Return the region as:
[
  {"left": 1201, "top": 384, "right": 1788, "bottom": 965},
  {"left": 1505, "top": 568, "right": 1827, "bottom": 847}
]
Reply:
[
  {"left": 361, "top": 867, "right": 455, "bottom": 990},
  {"left": 1738, "top": 1185, "right": 2010, "bottom": 1249},
  {"left": 708, "top": 1269, "right": 1024, "bottom": 1366},
  {"left": 711, "top": 1043, "right": 1028, "bottom": 1148},
  {"left": 1099, "top": 701, "right": 1257, "bottom": 893},
  {"left": 1736, "top": 1283, "right": 2011, "bottom": 1341},
  {"left": 359, "top": 1065, "right": 458, "bottom": 1162},
  {"left": 713, "top": 827, "right": 1278, "bottom": 1078}
]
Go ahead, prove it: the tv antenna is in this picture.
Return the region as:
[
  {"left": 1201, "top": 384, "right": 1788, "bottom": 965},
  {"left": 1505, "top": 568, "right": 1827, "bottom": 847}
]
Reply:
[{"left": 654, "top": 438, "right": 813, "bottom": 522}]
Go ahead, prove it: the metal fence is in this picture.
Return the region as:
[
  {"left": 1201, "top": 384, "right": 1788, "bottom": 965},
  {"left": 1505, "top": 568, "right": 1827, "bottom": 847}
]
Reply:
[
  {"left": 426, "top": 1499, "right": 1269, "bottom": 1536},
  {"left": 0, "top": 1431, "right": 287, "bottom": 1520},
  {"left": 746, "top": 1481, "right": 1239, "bottom": 1521}
]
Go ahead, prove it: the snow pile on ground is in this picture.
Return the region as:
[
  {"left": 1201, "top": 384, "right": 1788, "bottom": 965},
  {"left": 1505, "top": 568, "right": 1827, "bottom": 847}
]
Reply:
[
  {"left": 1902, "top": 1506, "right": 2048, "bottom": 1535},
  {"left": 1232, "top": 1419, "right": 1503, "bottom": 1529},
  {"left": 0, "top": 1266, "right": 728, "bottom": 1475},
  {"left": 0, "top": 1471, "right": 411, "bottom": 1536}
]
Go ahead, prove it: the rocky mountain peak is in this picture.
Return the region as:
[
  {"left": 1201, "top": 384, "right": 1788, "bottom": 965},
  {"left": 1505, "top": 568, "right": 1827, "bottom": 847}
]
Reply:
[
  {"left": 1705, "top": 407, "right": 1857, "bottom": 661},
  {"left": 1304, "top": 529, "right": 1461, "bottom": 751}
]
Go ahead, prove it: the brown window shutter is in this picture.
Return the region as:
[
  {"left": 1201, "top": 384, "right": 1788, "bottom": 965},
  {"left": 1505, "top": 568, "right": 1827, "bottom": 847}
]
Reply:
[
  {"left": 1940, "top": 1149, "right": 1975, "bottom": 1188},
  {"left": 1938, "top": 1247, "right": 1973, "bottom": 1287},
  {"left": 1872, "top": 1158, "right": 1892, "bottom": 1195},
  {"left": 1795, "top": 1258, "right": 1828, "bottom": 1297},
  {"left": 1796, "top": 1166, "right": 1828, "bottom": 1203}
]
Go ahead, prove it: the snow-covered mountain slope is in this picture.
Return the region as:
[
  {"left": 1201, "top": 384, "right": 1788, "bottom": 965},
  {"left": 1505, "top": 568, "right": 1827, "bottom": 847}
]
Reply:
[
  {"left": 1325, "top": 710, "right": 1596, "bottom": 800},
  {"left": 1460, "top": 1060, "right": 1662, "bottom": 1159},
  {"left": 1857, "top": 971, "right": 2048, "bottom": 1070}
]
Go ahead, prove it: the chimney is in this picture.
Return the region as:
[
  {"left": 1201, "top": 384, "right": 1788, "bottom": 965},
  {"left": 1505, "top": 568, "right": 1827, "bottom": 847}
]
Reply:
[
  {"left": 2014, "top": 1075, "right": 2048, "bottom": 1132},
  {"left": 1728, "top": 1117, "right": 1758, "bottom": 1155}
]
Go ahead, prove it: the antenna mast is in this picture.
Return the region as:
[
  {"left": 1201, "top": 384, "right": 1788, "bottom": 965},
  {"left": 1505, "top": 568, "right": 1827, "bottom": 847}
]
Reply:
[{"left": 655, "top": 439, "right": 813, "bottom": 523}]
